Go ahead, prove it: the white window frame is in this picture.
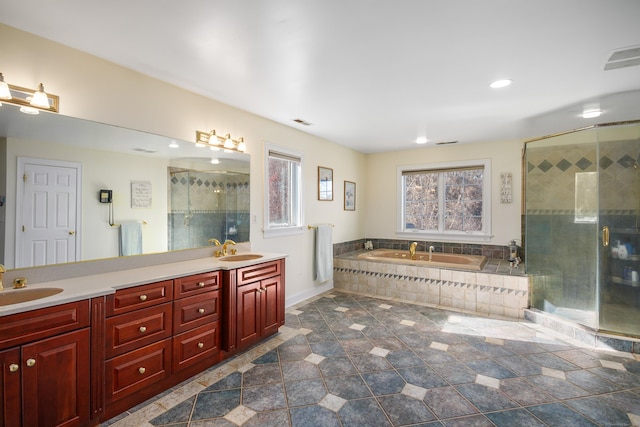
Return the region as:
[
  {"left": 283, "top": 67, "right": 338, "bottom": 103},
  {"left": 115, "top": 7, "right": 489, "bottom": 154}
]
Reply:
[
  {"left": 397, "top": 159, "right": 492, "bottom": 242},
  {"left": 263, "top": 142, "right": 304, "bottom": 238}
]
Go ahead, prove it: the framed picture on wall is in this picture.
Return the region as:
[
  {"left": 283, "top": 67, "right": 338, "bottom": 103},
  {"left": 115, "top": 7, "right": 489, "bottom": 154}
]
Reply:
[
  {"left": 318, "top": 166, "right": 333, "bottom": 201},
  {"left": 344, "top": 181, "right": 356, "bottom": 211}
]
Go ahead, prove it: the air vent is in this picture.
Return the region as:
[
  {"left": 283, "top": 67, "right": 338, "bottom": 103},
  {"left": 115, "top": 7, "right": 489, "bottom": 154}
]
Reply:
[
  {"left": 435, "top": 140, "right": 459, "bottom": 145},
  {"left": 604, "top": 45, "right": 640, "bottom": 71},
  {"left": 293, "top": 118, "right": 312, "bottom": 126},
  {"left": 132, "top": 148, "right": 157, "bottom": 153}
]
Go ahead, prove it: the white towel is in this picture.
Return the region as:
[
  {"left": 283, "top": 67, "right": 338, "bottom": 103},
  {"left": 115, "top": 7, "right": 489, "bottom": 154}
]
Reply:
[
  {"left": 119, "top": 221, "right": 142, "bottom": 256},
  {"left": 314, "top": 224, "right": 333, "bottom": 283}
]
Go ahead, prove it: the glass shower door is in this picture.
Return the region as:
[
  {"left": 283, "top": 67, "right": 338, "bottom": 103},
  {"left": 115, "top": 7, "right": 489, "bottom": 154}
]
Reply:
[
  {"left": 526, "top": 129, "right": 600, "bottom": 330},
  {"left": 598, "top": 123, "right": 640, "bottom": 336}
]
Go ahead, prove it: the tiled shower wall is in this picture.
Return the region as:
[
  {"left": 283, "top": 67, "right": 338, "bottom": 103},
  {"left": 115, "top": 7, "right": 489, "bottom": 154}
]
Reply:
[
  {"left": 526, "top": 137, "right": 640, "bottom": 312},
  {"left": 168, "top": 169, "right": 250, "bottom": 250}
]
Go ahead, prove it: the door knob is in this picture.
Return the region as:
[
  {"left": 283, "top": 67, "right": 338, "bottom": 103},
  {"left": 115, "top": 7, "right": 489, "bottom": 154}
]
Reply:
[{"left": 68, "top": 231, "right": 76, "bottom": 235}]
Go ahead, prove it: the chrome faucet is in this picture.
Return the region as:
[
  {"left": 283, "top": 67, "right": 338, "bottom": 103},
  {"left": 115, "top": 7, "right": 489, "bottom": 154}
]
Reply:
[
  {"left": 428, "top": 246, "right": 435, "bottom": 262},
  {"left": 409, "top": 242, "right": 418, "bottom": 260},
  {"left": 0, "top": 264, "right": 5, "bottom": 290},
  {"left": 222, "top": 239, "right": 236, "bottom": 256}
]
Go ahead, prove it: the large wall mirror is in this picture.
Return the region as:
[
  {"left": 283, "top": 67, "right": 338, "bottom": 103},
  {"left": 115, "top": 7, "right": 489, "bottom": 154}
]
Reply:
[{"left": 0, "top": 105, "right": 250, "bottom": 270}]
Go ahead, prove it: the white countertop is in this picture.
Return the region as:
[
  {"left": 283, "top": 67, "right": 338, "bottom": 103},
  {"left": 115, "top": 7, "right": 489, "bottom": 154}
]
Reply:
[{"left": 0, "top": 252, "right": 287, "bottom": 317}]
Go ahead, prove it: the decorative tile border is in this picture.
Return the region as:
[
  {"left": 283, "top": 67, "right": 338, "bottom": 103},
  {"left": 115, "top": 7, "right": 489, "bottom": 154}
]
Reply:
[{"left": 333, "top": 261, "right": 529, "bottom": 320}]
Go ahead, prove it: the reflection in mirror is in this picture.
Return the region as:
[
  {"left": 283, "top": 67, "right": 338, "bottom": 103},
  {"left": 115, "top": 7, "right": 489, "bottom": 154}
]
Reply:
[{"left": 0, "top": 105, "right": 250, "bottom": 269}]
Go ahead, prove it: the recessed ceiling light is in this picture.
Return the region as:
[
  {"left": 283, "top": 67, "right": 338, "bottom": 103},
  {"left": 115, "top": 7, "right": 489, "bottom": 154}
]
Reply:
[
  {"left": 582, "top": 109, "right": 602, "bottom": 119},
  {"left": 169, "top": 141, "right": 179, "bottom": 148},
  {"left": 416, "top": 137, "right": 428, "bottom": 144},
  {"left": 210, "top": 158, "right": 220, "bottom": 164},
  {"left": 490, "top": 79, "right": 512, "bottom": 89}
]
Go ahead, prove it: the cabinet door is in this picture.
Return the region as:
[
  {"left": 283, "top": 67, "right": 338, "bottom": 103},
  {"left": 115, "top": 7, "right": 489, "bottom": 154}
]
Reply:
[
  {"left": 261, "top": 275, "right": 283, "bottom": 337},
  {"left": 236, "top": 282, "right": 261, "bottom": 349},
  {"left": 0, "top": 347, "right": 21, "bottom": 427},
  {"left": 22, "top": 328, "right": 90, "bottom": 427}
]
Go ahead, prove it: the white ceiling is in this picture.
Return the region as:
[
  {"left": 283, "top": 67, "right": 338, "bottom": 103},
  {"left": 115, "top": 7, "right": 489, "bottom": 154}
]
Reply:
[{"left": 1, "top": 0, "right": 640, "bottom": 153}]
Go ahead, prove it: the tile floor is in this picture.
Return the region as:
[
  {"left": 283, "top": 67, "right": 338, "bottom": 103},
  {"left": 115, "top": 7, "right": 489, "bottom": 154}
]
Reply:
[{"left": 104, "top": 291, "right": 640, "bottom": 427}]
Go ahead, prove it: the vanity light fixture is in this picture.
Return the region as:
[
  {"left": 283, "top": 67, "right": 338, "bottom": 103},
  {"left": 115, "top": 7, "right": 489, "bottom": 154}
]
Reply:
[
  {"left": 0, "top": 73, "right": 11, "bottom": 102},
  {"left": 0, "top": 73, "right": 59, "bottom": 113},
  {"left": 30, "top": 83, "right": 50, "bottom": 109},
  {"left": 195, "top": 129, "right": 247, "bottom": 153}
]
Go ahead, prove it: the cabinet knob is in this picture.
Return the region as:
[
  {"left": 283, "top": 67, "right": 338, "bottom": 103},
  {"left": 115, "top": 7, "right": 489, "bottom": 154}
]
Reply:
[
  {"left": 198, "top": 282, "right": 205, "bottom": 288},
  {"left": 197, "top": 342, "right": 204, "bottom": 349},
  {"left": 139, "top": 294, "right": 148, "bottom": 301},
  {"left": 198, "top": 308, "right": 205, "bottom": 314},
  {"left": 138, "top": 367, "right": 146, "bottom": 374},
  {"left": 9, "top": 363, "right": 19, "bottom": 372},
  {"left": 139, "top": 326, "right": 147, "bottom": 333},
  {"left": 26, "top": 358, "right": 36, "bottom": 367}
]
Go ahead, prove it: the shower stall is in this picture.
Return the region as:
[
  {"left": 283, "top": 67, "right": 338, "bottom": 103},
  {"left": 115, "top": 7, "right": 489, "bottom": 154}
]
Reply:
[
  {"left": 525, "top": 121, "right": 640, "bottom": 338},
  {"left": 168, "top": 167, "right": 250, "bottom": 250}
]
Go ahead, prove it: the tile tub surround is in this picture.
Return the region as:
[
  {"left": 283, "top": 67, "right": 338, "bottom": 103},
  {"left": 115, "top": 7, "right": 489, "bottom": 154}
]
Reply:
[
  {"left": 335, "top": 250, "right": 529, "bottom": 319},
  {"left": 102, "top": 291, "right": 640, "bottom": 426}
]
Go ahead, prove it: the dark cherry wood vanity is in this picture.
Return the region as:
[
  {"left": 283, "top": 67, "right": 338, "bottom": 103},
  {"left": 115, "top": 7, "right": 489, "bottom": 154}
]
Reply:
[{"left": 0, "top": 257, "right": 285, "bottom": 426}]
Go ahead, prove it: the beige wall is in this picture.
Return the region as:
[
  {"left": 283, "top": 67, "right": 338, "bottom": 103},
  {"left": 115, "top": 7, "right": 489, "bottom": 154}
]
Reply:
[
  {"left": 0, "top": 24, "right": 367, "bottom": 304},
  {"left": 364, "top": 140, "right": 523, "bottom": 247}
]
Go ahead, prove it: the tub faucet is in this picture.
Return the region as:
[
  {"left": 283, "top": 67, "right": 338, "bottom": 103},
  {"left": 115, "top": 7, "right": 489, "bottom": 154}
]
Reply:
[
  {"left": 428, "top": 246, "right": 435, "bottom": 262},
  {"left": 409, "top": 242, "right": 418, "bottom": 260}
]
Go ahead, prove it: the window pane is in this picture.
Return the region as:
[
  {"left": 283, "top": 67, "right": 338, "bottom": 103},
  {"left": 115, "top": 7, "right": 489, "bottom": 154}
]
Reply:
[
  {"left": 268, "top": 157, "right": 290, "bottom": 226},
  {"left": 403, "top": 173, "right": 438, "bottom": 230},
  {"left": 402, "top": 165, "right": 484, "bottom": 233}
]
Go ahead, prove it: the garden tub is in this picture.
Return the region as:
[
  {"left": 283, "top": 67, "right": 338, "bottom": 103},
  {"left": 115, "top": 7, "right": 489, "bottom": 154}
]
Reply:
[{"left": 357, "top": 249, "right": 487, "bottom": 271}]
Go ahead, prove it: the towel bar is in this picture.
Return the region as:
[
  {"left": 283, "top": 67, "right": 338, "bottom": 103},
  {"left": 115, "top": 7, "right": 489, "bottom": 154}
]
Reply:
[{"left": 308, "top": 224, "right": 334, "bottom": 229}]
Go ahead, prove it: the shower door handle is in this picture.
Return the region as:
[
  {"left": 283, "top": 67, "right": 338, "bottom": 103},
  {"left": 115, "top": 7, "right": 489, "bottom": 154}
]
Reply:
[{"left": 602, "top": 226, "right": 609, "bottom": 247}]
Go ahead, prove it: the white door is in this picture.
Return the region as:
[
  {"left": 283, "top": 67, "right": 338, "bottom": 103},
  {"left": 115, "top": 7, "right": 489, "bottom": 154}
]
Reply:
[{"left": 16, "top": 158, "right": 82, "bottom": 268}]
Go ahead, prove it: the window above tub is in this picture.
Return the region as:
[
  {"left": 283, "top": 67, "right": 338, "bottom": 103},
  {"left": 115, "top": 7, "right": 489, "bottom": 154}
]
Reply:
[{"left": 397, "top": 159, "right": 492, "bottom": 242}]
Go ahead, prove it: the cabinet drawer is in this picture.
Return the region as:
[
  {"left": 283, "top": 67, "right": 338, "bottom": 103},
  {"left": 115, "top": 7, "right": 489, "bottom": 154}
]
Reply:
[
  {"left": 0, "top": 300, "right": 90, "bottom": 349},
  {"left": 237, "top": 260, "right": 282, "bottom": 286},
  {"left": 105, "top": 339, "right": 171, "bottom": 403},
  {"left": 106, "top": 303, "right": 172, "bottom": 358},
  {"left": 174, "top": 271, "right": 220, "bottom": 299},
  {"left": 172, "top": 321, "right": 220, "bottom": 373},
  {"left": 106, "top": 280, "right": 173, "bottom": 316},
  {"left": 173, "top": 291, "right": 220, "bottom": 334}
]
